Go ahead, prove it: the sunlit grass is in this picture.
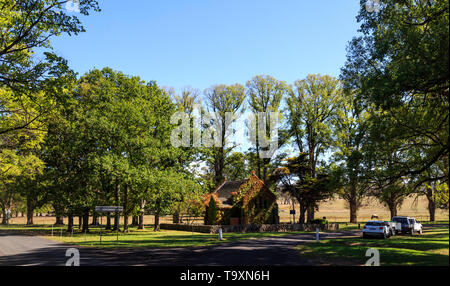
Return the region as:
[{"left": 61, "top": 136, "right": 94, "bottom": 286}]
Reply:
[
  {"left": 297, "top": 227, "right": 449, "bottom": 266},
  {"left": 0, "top": 224, "right": 309, "bottom": 248}
]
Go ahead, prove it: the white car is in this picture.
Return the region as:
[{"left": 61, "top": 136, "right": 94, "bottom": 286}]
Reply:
[
  {"left": 362, "top": 220, "right": 391, "bottom": 239},
  {"left": 392, "top": 216, "right": 423, "bottom": 235}
]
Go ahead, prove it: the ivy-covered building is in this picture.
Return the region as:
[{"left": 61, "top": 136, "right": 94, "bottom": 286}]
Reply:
[{"left": 204, "top": 171, "right": 279, "bottom": 225}]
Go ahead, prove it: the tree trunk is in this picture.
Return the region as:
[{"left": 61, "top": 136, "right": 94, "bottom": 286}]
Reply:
[
  {"left": 55, "top": 215, "right": 64, "bottom": 226},
  {"left": 67, "top": 215, "right": 74, "bottom": 232},
  {"left": 82, "top": 211, "right": 89, "bottom": 233},
  {"left": 299, "top": 203, "right": 306, "bottom": 224},
  {"left": 91, "top": 213, "right": 99, "bottom": 226},
  {"left": 123, "top": 215, "right": 129, "bottom": 233},
  {"left": 113, "top": 214, "right": 120, "bottom": 231},
  {"left": 78, "top": 216, "right": 82, "bottom": 230},
  {"left": 131, "top": 215, "right": 138, "bottom": 226},
  {"left": 138, "top": 199, "right": 145, "bottom": 230},
  {"left": 123, "top": 185, "right": 129, "bottom": 233},
  {"left": 105, "top": 214, "right": 111, "bottom": 230},
  {"left": 173, "top": 211, "right": 180, "bottom": 224},
  {"left": 349, "top": 185, "right": 358, "bottom": 223},
  {"left": 113, "top": 182, "right": 120, "bottom": 231},
  {"left": 388, "top": 203, "right": 397, "bottom": 218},
  {"left": 426, "top": 189, "right": 436, "bottom": 222},
  {"left": 349, "top": 200, "right": 357, "bottom": 223},
  {"left": 1, "top": 209, "right": 8, "bottom": 225},
  {"left": 26, "top": 207, "right": 34, "bottom": 225},
  {"left": 138, "top": 212, "right": 144, "bottom": 230},
  {"left": 154, "top": 212, "right": 160, "bottom": 231},
  {"left": 306, "top": 204, "right": 315, "bottom": 222}
]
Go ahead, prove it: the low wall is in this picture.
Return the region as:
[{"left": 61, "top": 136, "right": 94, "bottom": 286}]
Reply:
[{"left": 160, "top": 223, "right": 339, "bottom": 234}]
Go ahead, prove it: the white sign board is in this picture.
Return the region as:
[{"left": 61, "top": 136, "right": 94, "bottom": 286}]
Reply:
[{"left": 95, "top": 206, "right": 123, "bottom": 213}]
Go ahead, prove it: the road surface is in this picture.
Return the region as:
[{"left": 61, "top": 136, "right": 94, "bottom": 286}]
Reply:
[{"left": 0, "top": 230, "right": 359, "bottom": 266}]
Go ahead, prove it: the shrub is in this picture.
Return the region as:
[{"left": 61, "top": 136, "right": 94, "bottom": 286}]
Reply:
[
  {"left": 207, "top": 198, "right": 218, "bottom": 225},
  {"left": 310, "top": 218, "right": 328, "bottom": 225}
]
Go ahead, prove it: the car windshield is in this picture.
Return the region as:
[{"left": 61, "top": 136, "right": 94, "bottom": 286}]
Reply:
[
  {"left": 366, "top": 222, "right": 384, "bottom": 226},
  {"left": 393, "top": 217, "right": 408, "bottom": 224}
]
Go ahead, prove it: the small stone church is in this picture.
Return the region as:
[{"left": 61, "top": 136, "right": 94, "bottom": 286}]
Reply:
[{"left": 204, "top": 171, "right": 279, "bottom": 225}]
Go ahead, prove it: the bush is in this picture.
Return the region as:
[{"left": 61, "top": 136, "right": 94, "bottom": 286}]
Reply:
[
  {"left": 310, "top": 218, "right": 328, "bottom": 225},
  {"left": 207, "top": 198, "right": 218, "bottom": 225}
]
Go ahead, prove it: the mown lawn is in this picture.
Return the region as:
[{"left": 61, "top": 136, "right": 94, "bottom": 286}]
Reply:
[
  {"left": 0, "top": 224, "right": 309, "bottom": 248},
  {"left": 297, "top": 226, "right": 449, "bottom": 266}
]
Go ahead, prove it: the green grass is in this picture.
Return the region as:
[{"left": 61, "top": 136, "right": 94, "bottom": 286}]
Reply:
[
  {"left": 0, "top": 224, "right": 309, "bottom": 248},
  {"left": 297, "top": 226, "right": 449, "bottom": 266}
]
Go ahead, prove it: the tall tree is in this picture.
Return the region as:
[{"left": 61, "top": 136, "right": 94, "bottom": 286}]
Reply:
[
  {"left": 204, "top": 84, "right": 246, "bottom": 187},
  {"left": 246, "top": 75, "right": 289, "bottom": 182},
  {"left": 287, "top": 74, "right": 343, "bottom": 220},
  {"left": 0, "top": 88, "right": 46, "bottom": 224},
  {"left": 341, "top": 0, "right": 449, "bottom": 189},
  {"left": 272, "top": 153, "right": 335, "bottom": 223},
  {"left": 331, "top": 90, "right": 371, "bottom": 223}
]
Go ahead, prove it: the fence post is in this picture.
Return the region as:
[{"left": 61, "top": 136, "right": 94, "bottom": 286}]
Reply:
[
  {"left": 218, "top": 227, "right": 223, "bottom": 241},
  {"left": 316, "top": 228, "right": 319, "bottom": 242}
]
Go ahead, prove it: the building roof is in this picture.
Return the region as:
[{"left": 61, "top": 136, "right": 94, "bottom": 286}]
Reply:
[{"left": 215, "top": 180, "right": 247, "bottom": 206}]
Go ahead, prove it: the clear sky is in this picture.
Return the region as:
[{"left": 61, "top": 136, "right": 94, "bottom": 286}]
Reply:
[{"left": 51, "top": 0, "right": 362, "bottom": 93}]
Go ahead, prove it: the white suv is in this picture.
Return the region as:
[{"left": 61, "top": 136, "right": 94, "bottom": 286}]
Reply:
[
  {"left": 392, "top": 216, "right": 423, "bottom": 235},
  {"left": 362, "top": 220, "right": 391, "bottom": 239}
]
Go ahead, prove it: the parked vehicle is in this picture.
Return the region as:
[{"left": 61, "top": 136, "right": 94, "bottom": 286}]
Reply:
[
  {"left": 391, "top": 216, "right": 423, "bottom": 234},
  {"left": 384, "top": 221, "right": 397, "bottom": 236},
  {"left": 362, "top": 220, "right": 391, "bottom": 239}
]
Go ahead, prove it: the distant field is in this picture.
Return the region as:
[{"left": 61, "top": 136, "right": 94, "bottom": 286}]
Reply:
[
  {"left": 279, "top": 195, "right": 449, "bottom": 223},
  {"left": 6, "top": 215, "right": 175, "bottom": 226},
  {"left": 4, "top": 195, "right": 448, "bottom": 226}
]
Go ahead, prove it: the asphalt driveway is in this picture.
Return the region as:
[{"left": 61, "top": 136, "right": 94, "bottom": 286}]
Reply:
[{"left": 0, "top": 229, "right": 360, "bottom": 266}]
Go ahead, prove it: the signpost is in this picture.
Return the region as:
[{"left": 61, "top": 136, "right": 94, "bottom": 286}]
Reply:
[
  {"left": 95, "top": 206, "right": 124, "bottom": 246},
  {"left": 290, "top": 209, "right": 296, "bottom": 224}
]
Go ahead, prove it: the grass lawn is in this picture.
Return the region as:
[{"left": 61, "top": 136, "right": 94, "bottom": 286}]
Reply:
[
  {"left": 0, "top": 224, "right": 309, "bottom": 248},
  {"left": 297, "top": 226, "right": 449, "bottom": 266}
]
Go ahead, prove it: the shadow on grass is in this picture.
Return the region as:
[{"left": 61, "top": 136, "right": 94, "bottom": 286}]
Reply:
[{"left": 298, "top": 229, "right": 449, "bottom": 266}]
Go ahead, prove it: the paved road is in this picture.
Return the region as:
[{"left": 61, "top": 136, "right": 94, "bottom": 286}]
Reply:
[{"left": 0, "top": 230, "right": 360, "bottom": 266}]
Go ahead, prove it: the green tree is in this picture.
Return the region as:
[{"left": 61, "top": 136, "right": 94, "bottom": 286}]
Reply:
[
  {"left": 272, "top": 153, "right": 335, "bottom": 223},
  {"left": 246, "top": 75, "right": 289, "bottom": 182},
  {"left": 0, "top": 88, "right": 46, "bottom": 224},
  {"left": 0, "top": 0, "right": 99, "bottom": 94},
  {"left": 287, "top": 74, "right": 343, "bottom": 220},
  {"left": 204, "top": 83, "right": 246, "bottom": 187},
  {"left": 207, "top": 195, "right": 218, "bottom": 225},
  {"left": 330, "top": 90, "right": 371, "bottom": 223},
  {"left": 341, "top": 0, "right": 449, "bottom": 190}
]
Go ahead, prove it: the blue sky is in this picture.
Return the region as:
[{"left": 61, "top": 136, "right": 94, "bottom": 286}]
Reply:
[{"left": 52, "top": 0, "right": 362, "bottom": 93}]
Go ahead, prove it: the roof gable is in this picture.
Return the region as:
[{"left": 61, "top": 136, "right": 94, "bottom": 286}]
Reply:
[
  {"left": 213, "top": 171, "right": 272, "bottom": 206},
  {"left": 215, "top": 179, "right": 247, "bottom": 206}
]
